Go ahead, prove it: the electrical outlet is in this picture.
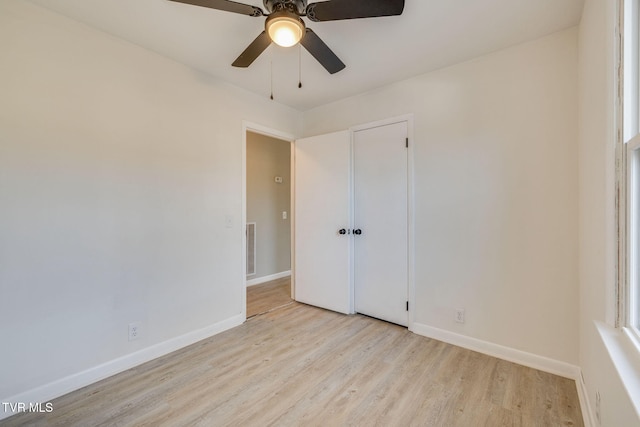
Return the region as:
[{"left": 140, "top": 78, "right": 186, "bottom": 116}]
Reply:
[
  {"left": 128, "top": 322, "right": 141, "bottom": 341},
  {"left": 595, "top": 390, "right": 601, "bottom": 425},
  {"left": 455, "top": 308, "right": 465, "bottom": 324}
]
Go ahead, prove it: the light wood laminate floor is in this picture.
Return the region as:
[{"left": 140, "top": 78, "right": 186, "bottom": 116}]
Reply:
[
  {"left": 1, "top": 302, "right": 583, "bottom": 426},
  {"left": 246, "top": 276, "right": 292, "bottom": 318}
]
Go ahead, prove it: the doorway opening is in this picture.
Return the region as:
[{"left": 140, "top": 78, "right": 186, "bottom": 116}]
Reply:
[{"left": 243, "top": 125, "right": 295, "bottom": 319}]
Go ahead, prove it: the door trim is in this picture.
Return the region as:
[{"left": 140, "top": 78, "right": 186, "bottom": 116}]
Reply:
[
  {"left": 242, "top": 122, "right": 296, "bottom": 321},
  {"left": 349, "top": 114, "right": 415, "bottom": 331}
]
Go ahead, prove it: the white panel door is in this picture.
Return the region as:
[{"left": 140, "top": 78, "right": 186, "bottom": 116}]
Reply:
[
  {"left": 294, "top": 131, "right": 351, "bottom": 314},
  {"left": 353, "top": 121, "right": 408, "bottom": 326}
]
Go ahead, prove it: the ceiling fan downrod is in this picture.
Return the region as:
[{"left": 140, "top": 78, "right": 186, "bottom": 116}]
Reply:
[{"left": 263, "top": 0, "right": 307, "bottom": 15}]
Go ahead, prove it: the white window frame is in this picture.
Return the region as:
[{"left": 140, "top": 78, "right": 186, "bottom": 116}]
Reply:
[{"left": 621, "top": 0, "right": 640, "bottom": 347}]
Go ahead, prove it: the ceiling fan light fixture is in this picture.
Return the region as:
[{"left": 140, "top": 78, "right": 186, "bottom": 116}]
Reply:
[{"left": 266, "top": 12, "right": 305, "bottom": 48}]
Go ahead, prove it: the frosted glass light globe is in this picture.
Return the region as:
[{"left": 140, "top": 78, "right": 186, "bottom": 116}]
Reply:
[{"left": 266, "top": 14, "right": 304, "bottom": 47}]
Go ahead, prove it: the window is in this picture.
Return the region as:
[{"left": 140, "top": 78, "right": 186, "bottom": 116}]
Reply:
[
  {"left": 622, "top": 0, "right": 640, "bottom": 341},
  {"left": 628, "top": 141, "right": 640, "bottom": 333}
]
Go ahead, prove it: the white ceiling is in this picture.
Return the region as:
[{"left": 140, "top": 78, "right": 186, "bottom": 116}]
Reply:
[{"left": 27, "top": 0, "right": 585, "bottom": 111}]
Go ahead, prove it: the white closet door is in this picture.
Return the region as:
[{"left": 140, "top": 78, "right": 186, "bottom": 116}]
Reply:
[
  {"left": 353, "top": 121, "right": 408, "bottom": 326},
  {"left": 294, "top": 131, "right": 351, "bottom": 314}
]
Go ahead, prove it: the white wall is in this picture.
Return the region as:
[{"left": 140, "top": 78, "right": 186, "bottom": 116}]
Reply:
[
  {"left": 304, "top": 29, "right": 580, "bottom": 365},
  {"left": 578, "top": 0, "right": 640, "bottom": 424},
  {"left": 0, "top": 0, "right": 300, "bottom": 405},
  {"left": 246, "top": 132, "right": 291, "bottom": 281}
]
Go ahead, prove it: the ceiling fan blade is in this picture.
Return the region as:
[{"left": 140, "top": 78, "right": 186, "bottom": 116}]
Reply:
[
  {"left": 300, "top": 28, "right": 345, "bottom": 74},
  {"left": 168, "top": 0, "right": 263, "bottom": 17},
  {"left": 232, "top": 31, "right": 271, "bottom": 68},
  {"left": 306, "top": 0, "right": 404, "bottom": 22}
]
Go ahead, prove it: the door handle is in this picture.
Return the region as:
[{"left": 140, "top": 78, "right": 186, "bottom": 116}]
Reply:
[
  {"left": 338, "top": 229, "right": 347, "bottom": 235},
  {"left": 354, "top": 229, "right": 362, "bottom": 235}
]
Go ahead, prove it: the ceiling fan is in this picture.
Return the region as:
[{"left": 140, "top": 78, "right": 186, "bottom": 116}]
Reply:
[{"left": 168, "top": 0, "right": 405, "bottom": 74}]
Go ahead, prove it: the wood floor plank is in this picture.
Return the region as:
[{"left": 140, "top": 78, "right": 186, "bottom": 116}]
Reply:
[
  {"left": 1, "top": 302, "right": 584, "bottom": 427},
  {"left": 246, "top": 277, "right": 292, "bottom": 318}
]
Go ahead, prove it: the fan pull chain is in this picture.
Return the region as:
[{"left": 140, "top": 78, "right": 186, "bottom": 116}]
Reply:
[
  {"left": 298, "top": 44, "right": 302, "bottom": 89},
  {"left": 270, "top": 60, "right": 274, "bottom": 100}
]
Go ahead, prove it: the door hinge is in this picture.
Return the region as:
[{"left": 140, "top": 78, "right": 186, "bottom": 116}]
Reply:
[
  {"left": 406, "top": 301, "right": 409, "bottom": 311},
  {"left": 405, "top": 138, "right": 409, "bottom": 148}
]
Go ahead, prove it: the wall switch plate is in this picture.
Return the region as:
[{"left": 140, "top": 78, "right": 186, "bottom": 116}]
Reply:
[
  {"left": 225, "top": 215, "right": 233, "bottom": 228},
  {"left": 282, "top": 211, "right": 287, "bottom": 220},
  {"left": 455, "top": 308, "right": 465, "bottom": 324}
]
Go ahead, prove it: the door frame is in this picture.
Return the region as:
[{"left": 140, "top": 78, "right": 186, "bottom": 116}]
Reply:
[
  {"left": 241, "top": 121, "right": 296, "bottom": 321},
  {"left": 349, "top": 114, "right": 415, "bottom": 331}
]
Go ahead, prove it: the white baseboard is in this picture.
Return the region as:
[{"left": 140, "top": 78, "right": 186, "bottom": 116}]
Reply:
[
  {"left": 246, "top": 270, "right": 291, "bottom": 287},
  {"left": 412, "top": 322, "right": 581, "bottom": 380},
  {"left": 0, "top": 314, "right": 244, "bottom": 421},
  {"left": 576, "top": 371, "right": 596, "bottom": 427}
]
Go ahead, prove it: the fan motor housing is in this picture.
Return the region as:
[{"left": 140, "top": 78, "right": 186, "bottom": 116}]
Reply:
[{"left": 263, "top": 0, "right": 307, "bottom": 15}]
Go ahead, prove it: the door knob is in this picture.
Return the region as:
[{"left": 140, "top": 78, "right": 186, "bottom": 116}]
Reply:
[
  {"left": 354, "top": 229, "right": 362, "bottom": 235},
  {"left": 339, "top": 229, "right": 347, "bottom": 235}
]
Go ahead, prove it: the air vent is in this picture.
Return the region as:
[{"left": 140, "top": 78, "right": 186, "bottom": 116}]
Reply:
[{"left": 246, "top": 222, "right": 256, "bottom": 276}]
